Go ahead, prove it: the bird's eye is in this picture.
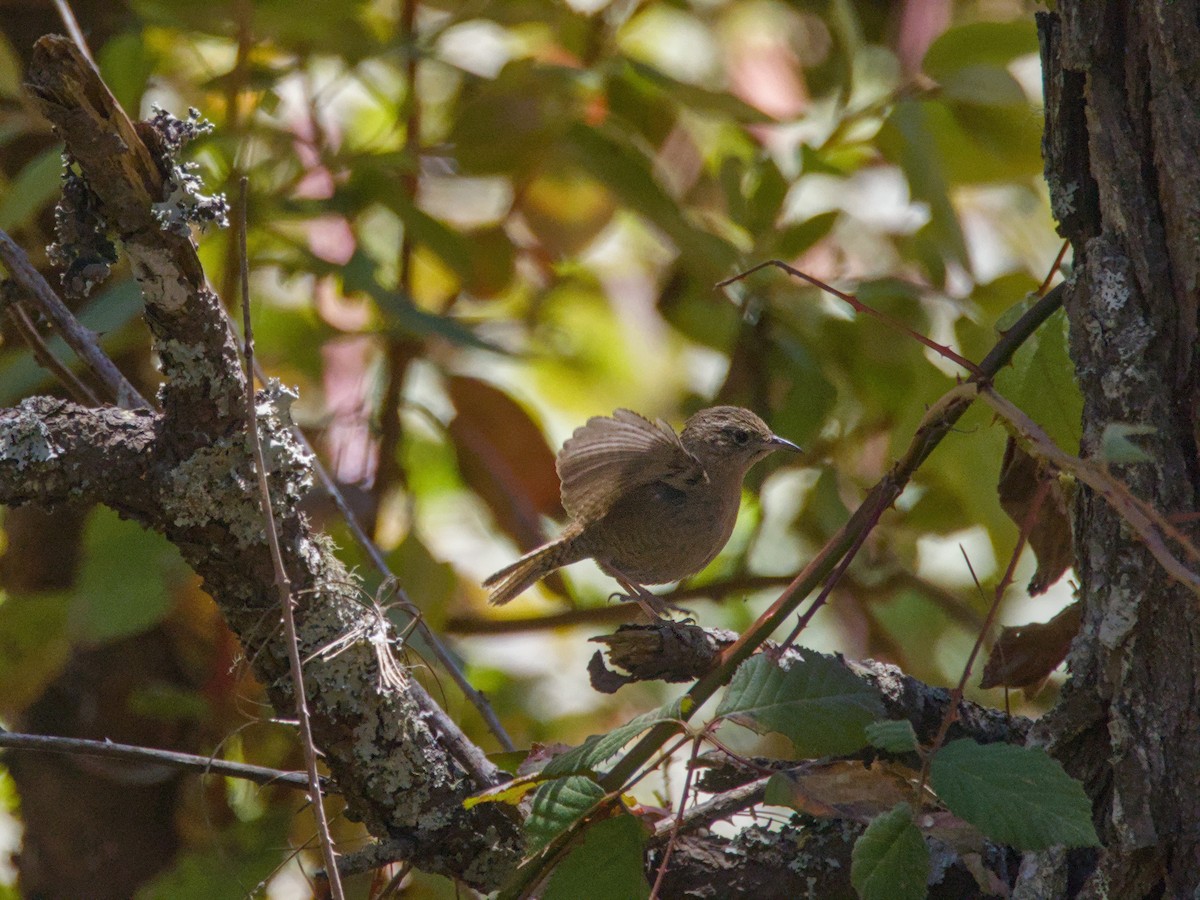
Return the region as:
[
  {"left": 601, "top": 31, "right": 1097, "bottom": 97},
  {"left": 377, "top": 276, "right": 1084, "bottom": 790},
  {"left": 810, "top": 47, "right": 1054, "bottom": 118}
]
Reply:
[{"left": 732, "top": 428, "right": 751, "bottom": 445}]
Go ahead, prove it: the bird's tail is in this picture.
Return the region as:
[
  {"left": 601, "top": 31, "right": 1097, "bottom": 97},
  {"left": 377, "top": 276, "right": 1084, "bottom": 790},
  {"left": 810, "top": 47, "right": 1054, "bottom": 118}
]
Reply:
[{"left": 483, "top": 530, "right": 586, "bottom": 605}]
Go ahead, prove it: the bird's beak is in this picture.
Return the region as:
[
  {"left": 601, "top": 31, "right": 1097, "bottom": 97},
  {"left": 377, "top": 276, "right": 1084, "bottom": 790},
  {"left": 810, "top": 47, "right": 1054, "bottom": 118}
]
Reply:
[{"left": 769, "top": 435, "right": 803, "bottom": 454}]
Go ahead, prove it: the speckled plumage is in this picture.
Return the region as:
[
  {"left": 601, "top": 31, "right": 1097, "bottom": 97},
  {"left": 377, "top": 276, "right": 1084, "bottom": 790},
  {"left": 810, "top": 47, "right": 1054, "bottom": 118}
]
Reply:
[{"left": 483, "top": 406, "right": 800, "bottom": 610}]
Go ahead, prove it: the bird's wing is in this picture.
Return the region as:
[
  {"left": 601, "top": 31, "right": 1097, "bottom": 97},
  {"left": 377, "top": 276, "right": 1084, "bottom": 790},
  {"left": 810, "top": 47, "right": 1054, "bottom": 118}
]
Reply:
[{"left": 557, "top": 409, "right": 705, "bottom": 520}]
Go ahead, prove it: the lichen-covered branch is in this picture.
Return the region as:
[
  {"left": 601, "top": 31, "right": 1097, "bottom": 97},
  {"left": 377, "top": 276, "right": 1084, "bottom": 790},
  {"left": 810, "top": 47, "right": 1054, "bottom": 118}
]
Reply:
[{"left": 4, "top": 34, "right": 522, "bottom": 889}]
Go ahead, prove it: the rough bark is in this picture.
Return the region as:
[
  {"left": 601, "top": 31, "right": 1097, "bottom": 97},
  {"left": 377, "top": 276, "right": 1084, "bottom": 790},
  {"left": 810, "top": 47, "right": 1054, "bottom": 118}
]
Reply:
[
  {"left": 1034, "top": 5, "right": 1200, "bottom": 896},
  {"left": 2, "top": 36, "right": 524, "bottom": 891}
]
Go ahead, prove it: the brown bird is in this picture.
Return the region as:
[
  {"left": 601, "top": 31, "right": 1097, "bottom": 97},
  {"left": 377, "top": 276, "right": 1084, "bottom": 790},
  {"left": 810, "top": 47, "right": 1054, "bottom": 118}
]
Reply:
[{"left": 483, "top": 406, "right": 802, "bottom": 616}]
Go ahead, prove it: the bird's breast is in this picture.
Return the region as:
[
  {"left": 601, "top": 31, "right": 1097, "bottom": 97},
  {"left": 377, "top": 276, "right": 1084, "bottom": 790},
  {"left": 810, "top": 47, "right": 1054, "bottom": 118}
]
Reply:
[{"left": 582, "top": 478, "right": 742, "bottom": 584}]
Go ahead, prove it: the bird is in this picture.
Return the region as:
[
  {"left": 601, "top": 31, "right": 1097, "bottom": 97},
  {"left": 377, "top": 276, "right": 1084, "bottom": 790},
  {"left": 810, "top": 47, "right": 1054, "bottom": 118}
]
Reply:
[{"left": 483, "top": 406, "right": 802, "bottom": 616}]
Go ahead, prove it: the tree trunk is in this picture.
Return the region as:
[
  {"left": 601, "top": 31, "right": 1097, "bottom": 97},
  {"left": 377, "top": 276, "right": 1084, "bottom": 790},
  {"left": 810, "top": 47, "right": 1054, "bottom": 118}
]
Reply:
[{"left": 1038, "top": 4, "right": 1200, "bottom": 895}]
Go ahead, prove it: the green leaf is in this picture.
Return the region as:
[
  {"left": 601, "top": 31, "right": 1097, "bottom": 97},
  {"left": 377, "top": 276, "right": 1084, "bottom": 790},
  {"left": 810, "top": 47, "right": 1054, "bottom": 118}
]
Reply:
[
  {"left": 993, "top": 305, "right": 1082, "bottom": 454},
  {"left": 526, "top": 776, "right": 606, "bottom": 854},
  {"left": 866, "top": 720, "right": 919, "bottom": 754},
  {"left": 0, "top": 278, "right": 147, "bottom": 405},
  {"left": 923, "top": 21, "right": 1039, "bottom": 81},
  {"left": 340, "top": 250, "right": 505, "bottom": 352},
  {"left": 929, "top": 739, "right": 1100, "bottom": 850},
  {"left": 543, "top": 814, "right": 650, "bottom": 900},
  {"left": 543, "top": 700, "right": 688, "bottom": 778},
  {"left": 617, "top": 58, "right": 774, "bottom": 124},
  {"left": 716, "top": 653, "right": 884, "bottom": 757},
  {"left": 389, "top": 194, "right": 472, "bottom": 279},
  {"left": 135, "top": 809, "right": 291, "bottom": 899},
  {"left": 877, "top": 103, "right": 967, "bottom": 265},
  {"left": 0, "top": 591, "right": 71, "bottom": 717},
  {"left": 450, "top": 60, "right": 578, "bottom": 174},
  {"left": 74, "top": 507, "right": 189, "bottom": 643},
  {"left": 0, "top": 147, "right": 64, "bottom": 232},
  {"left": 851, "top": 803, "right": 930, "bottom": 900},
  {"left": 939, "top": 66, "right": 1028, "bottom": 108},
  {"left": 565, "top": 123, "right": 738, "bottom": 279},
  {"left": 772, "top": 211, "right": 839, "bottom": 259},
  {"left": 741, "top": 158, "right": 789, "bottom": 234},
  {"left": 98, "top": 32, "right": 158, "bottom": 114}
]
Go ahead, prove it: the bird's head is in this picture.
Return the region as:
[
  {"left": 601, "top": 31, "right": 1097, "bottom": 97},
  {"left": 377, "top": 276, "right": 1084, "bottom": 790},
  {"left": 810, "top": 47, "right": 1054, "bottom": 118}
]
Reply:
[{"left": 680, "top": 406, "right": 802, "bottom": 475}]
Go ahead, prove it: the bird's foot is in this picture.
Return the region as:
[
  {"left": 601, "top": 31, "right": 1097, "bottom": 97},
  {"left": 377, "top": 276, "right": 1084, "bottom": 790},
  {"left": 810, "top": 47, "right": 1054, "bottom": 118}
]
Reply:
[{"left": 608, "top": 586, "right": 698, "bottom": 623}]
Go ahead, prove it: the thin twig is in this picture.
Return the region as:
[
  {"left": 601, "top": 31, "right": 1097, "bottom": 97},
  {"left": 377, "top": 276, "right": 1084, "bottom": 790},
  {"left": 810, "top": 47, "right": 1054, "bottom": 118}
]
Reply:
[
  {"left": 717, "top": 259, "right": 983, "bottom": 375},
  {"left": 1037, "top": 239, "right": 1071, "bottom": 296},
  {"left": 0, "top": 727, "right": 318, "bottom": 789},
  {"left": 980, "top": 386, "right": 1200, "bottom": 593},
  {"left": 372, "top": 0, "right": 424, "bottom": 531},
  {"left": 649, "top": 734, "right": 705, "bottom": 899},
  {"left": 237, "top": 179, "right": 345, "bottom": 900},
  {"left": 291, "top": 422, "right": 515, "bottom": 751},
  {"left": 0, "top": 229, "right": 150, "bottom": 409},
  {"left": 648, "top": 777, "right": 770, "bottom": 844},
  {"left": 778, "top": 490, "right": 891, "bottom": 651},
  {"left": 501, "top": 278, "right": 1070, "bottom": 895},
  {"left": 916, "top": 483, "right": 1048, "bottom": 801},
  {"left": 2, "top": 293, "right": 101, "bottom": 404},
  {"left": 51, "top": 0, "right": 96, "bottom": 66}
]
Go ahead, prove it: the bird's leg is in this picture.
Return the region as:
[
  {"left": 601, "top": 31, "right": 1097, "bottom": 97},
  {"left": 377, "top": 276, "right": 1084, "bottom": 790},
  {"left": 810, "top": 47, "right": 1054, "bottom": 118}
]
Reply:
[{"left": 608, "top": 571, "right": 671, "bottom": 621}]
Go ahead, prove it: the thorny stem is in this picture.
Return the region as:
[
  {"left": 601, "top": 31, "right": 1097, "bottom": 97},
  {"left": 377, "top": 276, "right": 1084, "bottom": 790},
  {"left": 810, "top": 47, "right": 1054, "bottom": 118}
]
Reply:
[
  {"left": 981, "top": 386, "right": 1200, "bottom": 591},
  {"left": 1038, "top": 239, "right": 1071, "bottom": 295},
  {"left": 495, "top": 283, "right": 1068, "bottom": 896},
  {"left": 778, "top": 489, "right": 891, "bottom": 651},
  {"left": 916, "top": 479, "right": 1050, "bottom": 802},
  {"left": 717, "top": 259, "right": 983, "bottom": 375},
  {"left": 238, "top": 179, "right": 345, "bottom": 900},
  {"left": 649, "top": 734, "right": 705, "bottom": 899},
  {"left": 219, "top": 309, "right": 515, "bottom": 752},
  {"left": 0, "top": 727, "right": 316, "bottom": 789}
]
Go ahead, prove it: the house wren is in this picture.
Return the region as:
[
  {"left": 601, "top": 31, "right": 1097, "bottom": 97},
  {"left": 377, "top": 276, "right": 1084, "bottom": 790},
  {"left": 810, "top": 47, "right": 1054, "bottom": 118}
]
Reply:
[{"left": 483, "top": 406, "right": 801, "bottom": 615}]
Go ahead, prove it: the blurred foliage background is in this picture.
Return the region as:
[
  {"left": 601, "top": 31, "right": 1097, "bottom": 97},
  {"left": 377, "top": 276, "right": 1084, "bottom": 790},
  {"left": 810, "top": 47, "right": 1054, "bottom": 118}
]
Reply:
[{"left": 0, "top": 0, "right": 1076, "bottom": 895}]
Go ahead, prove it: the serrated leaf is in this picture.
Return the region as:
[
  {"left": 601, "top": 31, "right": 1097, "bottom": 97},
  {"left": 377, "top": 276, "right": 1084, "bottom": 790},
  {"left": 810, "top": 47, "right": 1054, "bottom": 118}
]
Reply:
[
  {"left": 930, "top": 740, "right": 1100, "bottom": 850},
  {"left": 543, "top": 814, "right": 649, "bottom": 900},
  {"left": 526, "top": 776, "right": 606, "bottom": 854},
  {"left": 866, "top": 720, "right": 919, "bottom": 754},
  {"left": 543, "top": 700, "right": 687, "bottom": 778},
  {"left": 715, "top": 653, "right": 884, "bottom": 757},
  {"left": 851, "top": 803, "right": 930, "bottom": 900}
]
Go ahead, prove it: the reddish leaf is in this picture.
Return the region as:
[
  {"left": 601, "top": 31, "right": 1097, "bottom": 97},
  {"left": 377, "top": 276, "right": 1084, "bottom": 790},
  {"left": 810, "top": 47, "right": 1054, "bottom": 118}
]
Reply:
[
  {"left": 446, "top": 377, "right": 567, "bottom": 597},
  {"left": 980, "top": 601, "right": 1082, "bottom": 691},
  {"left": 997, "top": 437, "right": 1074, "bottom": 594},
  {"left": 764, "top": 760, "right": 921, "bottom": 824}
]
